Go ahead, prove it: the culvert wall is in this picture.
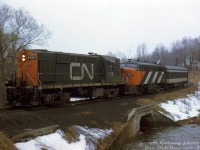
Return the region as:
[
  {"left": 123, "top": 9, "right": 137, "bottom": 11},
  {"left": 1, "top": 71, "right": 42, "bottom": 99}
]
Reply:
[{"left": 108, "top": 105, "right": 179, "bottom": 150}]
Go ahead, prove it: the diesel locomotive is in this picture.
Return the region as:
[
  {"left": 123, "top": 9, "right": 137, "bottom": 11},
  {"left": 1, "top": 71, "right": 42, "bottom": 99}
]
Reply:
[
  {"left": 6, "top": 49, "right": 188, "bottom": 107},
  {"left": 6, "top": 49, "right": 124, "bottom": 106},
  {"left": 120, "top": 61, "right": 188, "bottom": 94}
]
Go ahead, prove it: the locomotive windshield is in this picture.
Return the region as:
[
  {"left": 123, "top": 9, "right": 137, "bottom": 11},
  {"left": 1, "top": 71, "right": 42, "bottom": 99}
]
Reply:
[{"left": 120, "top": 63, "right": 138, "bottom": 70}]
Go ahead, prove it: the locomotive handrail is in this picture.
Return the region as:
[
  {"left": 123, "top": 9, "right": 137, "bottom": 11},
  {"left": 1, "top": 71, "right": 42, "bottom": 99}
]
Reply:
[
  {"left": 38, "top": 74, "right": 42, "bottom": 87},
  {"left": 24, "top": 73, "right": 36, "bottom": 86}
]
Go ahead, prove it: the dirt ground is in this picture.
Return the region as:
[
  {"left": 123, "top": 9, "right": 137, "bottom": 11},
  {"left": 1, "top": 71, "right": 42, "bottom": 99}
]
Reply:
[
  {"left": 0, "top": 70, "right": 199, "bottom": 149},
  {"left": 0, "top": 97, "right": 141, "bottom": 138}
]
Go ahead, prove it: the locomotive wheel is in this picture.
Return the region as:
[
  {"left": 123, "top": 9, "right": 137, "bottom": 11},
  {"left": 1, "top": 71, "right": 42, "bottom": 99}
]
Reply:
[
  {"left": 104, "top": 88, "right": 117, "bottom": 98},
  {"left": 155, "top": 85, "right": 161, "bottom": 93},
  {"left": 44, "top": 94, "right": 54, "bottom": 105},
  {"left": 104, "top": 90, "right": 108, "bottom": 98},
  {"left": 64, "top": 93, "right": 71, "bottom": 103}
]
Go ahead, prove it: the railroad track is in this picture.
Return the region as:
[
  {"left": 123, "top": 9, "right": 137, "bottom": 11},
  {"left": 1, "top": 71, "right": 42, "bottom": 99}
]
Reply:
[
  {"left": 5, "top": 96, "right": 123, "bottom": 111},
  {"left": 2, "top": 84, "right": 191, "bottom": 112},
  {"left": 27, "top": 95, "right": 136, "bottom": 111}
]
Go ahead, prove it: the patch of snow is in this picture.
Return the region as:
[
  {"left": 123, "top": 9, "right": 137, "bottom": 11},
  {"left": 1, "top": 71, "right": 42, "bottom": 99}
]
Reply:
[
  {"left": 73, "top": 126, "right": 112, "bottom": 150},
  {"left": 15, "top": 129, "right": 86, "bottom": 150},
  {"left": 160, "top": 82, "right": 200, "bottom": 121},
  {"left": 15, "top": 127, "right": 112, "bottom": 150},
  {"left": 70, "top": 97, "right": 88, "bottom": 102},
  {"left": 75, "top": 126, "right": 112, "bottom": 139}
]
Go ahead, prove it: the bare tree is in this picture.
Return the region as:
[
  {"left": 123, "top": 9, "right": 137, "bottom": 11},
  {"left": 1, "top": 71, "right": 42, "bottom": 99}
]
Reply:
[
  {"left": 107, "top": 51, "right": 116, "bottom": 57},
  {"left": 106, "top": 51, "right": 128, "bottom": 62},
  {"left": 196, "top": 36, "right": 200, "bottom": 62},
  {"left": 0, "top": 4, "right": 51, "bottom": 108},
  {"left": 168, "top": 37, "right": 200, "bottom": 68},
  {"left": 135, "top": 43, "right": 148, "bottom": 61},
  {"left": 116, "top": 51, "right": 127, "bottom": 62},
  {"left": 151, "top": 44, "right": 169, "bottom": 65},
  {"left": 170, "top": 41, "right": 182, "bottom": 66},
  {"left": 136, "top": 36, "right": 200, "bottom": 67}
]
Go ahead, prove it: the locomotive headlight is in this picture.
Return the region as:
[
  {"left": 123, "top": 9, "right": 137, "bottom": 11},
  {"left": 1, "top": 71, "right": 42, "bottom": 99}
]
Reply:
[{"left": 22, "top": 55, "right": 26, "bottom": 61}]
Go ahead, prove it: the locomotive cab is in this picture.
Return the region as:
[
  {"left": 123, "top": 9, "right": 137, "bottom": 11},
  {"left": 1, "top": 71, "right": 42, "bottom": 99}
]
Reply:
[
  {"left": 120, "top": 61, "right": 165, "bottom": 94},
  {"left": 120, "top": 62, "right": 145, "bottom": 94},
  {"left": 6, "top": 49, "right": 41, "bottom": 106},
  {"left": 120, "top": 63, "right": 145, "bottom": 86},
  {"left": 17, "top": 49, "right": 39, "bottom": 87}
]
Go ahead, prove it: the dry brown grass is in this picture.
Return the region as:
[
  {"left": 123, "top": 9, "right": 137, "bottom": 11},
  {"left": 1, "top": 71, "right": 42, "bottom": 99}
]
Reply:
[
  {"left": 0, "top": 132, "right": 17, "bottom": 150},
  {"left": 62, "top": 127, "right": 79, "bottom": 142},
  {"left": 189, "top": 70, "right": 200, "bottom": 84},
  {"left": 136, "top": 98, "right": 156, "bottom": 106},
  {"left": 75, "top": 111, "right": 93, "bottom": 116},
  {"left": 89, "top": 120, "right": 100, "bottom": 127},
  {"left": 177, "top": 116, "right": 200, "bottom": 125},
  {"left": 97, "top": 122, "right": 125, "bottom": 150}
]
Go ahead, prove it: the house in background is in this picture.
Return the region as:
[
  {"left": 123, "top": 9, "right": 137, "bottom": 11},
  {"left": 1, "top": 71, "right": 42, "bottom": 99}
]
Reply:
[{"left": 185, "top": 56, "right": 200, "bottom": 70}]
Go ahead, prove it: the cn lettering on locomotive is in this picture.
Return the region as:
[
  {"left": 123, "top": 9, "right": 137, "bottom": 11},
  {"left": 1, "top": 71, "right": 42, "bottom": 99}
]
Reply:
[{"left": 70, "top": 63, "right": 94, "bottom": 80}]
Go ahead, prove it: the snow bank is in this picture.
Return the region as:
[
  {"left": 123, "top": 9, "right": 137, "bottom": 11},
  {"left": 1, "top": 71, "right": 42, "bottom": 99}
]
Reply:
[
  {"left": 74, "top": 126, "right": 112, "bottom": 150},
  {"left": 15, "top": 127, "right": 112, "bottom": 150},
  {"left": 70, "top": 97, "right": 87, "bottom": 102},
  {"left": 74, "top": 126, "right": 112, "bottom": 140},
  {"left": 160, "top": 82, "right": 200, "bottom": 121}
]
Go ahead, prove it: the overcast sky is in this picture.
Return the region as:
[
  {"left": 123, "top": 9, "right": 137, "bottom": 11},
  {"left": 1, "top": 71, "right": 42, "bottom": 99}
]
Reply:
[{"left": 2, "top": 0, "right": 200, "bottom": 56}]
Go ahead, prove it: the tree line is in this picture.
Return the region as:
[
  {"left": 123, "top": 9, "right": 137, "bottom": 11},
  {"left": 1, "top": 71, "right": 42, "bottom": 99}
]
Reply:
[
  {"left": 108, "top": 36, "right": 200, "bottom": 69},
  {"left": 149, "top": 36, "right": 200, "bottom": 68}
]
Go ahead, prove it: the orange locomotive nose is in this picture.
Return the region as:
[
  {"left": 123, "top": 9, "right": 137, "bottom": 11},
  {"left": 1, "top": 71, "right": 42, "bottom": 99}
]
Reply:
[
  {"left": 121, "top": 67, "right": 145, "bottom": 85},
  {"left": 17, "top": 49, "right": 38, "bottom": 86}
]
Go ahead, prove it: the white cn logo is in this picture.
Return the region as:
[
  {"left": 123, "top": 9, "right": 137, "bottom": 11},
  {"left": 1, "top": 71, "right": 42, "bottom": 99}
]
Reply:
[{"left": 70, "top": 63, "right": 94, "bottom": 80}]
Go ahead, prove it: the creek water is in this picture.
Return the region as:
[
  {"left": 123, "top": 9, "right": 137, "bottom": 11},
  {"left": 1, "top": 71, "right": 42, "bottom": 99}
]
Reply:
[{"left": 122, "top": 124, "right": 200, "bottom": 150}]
